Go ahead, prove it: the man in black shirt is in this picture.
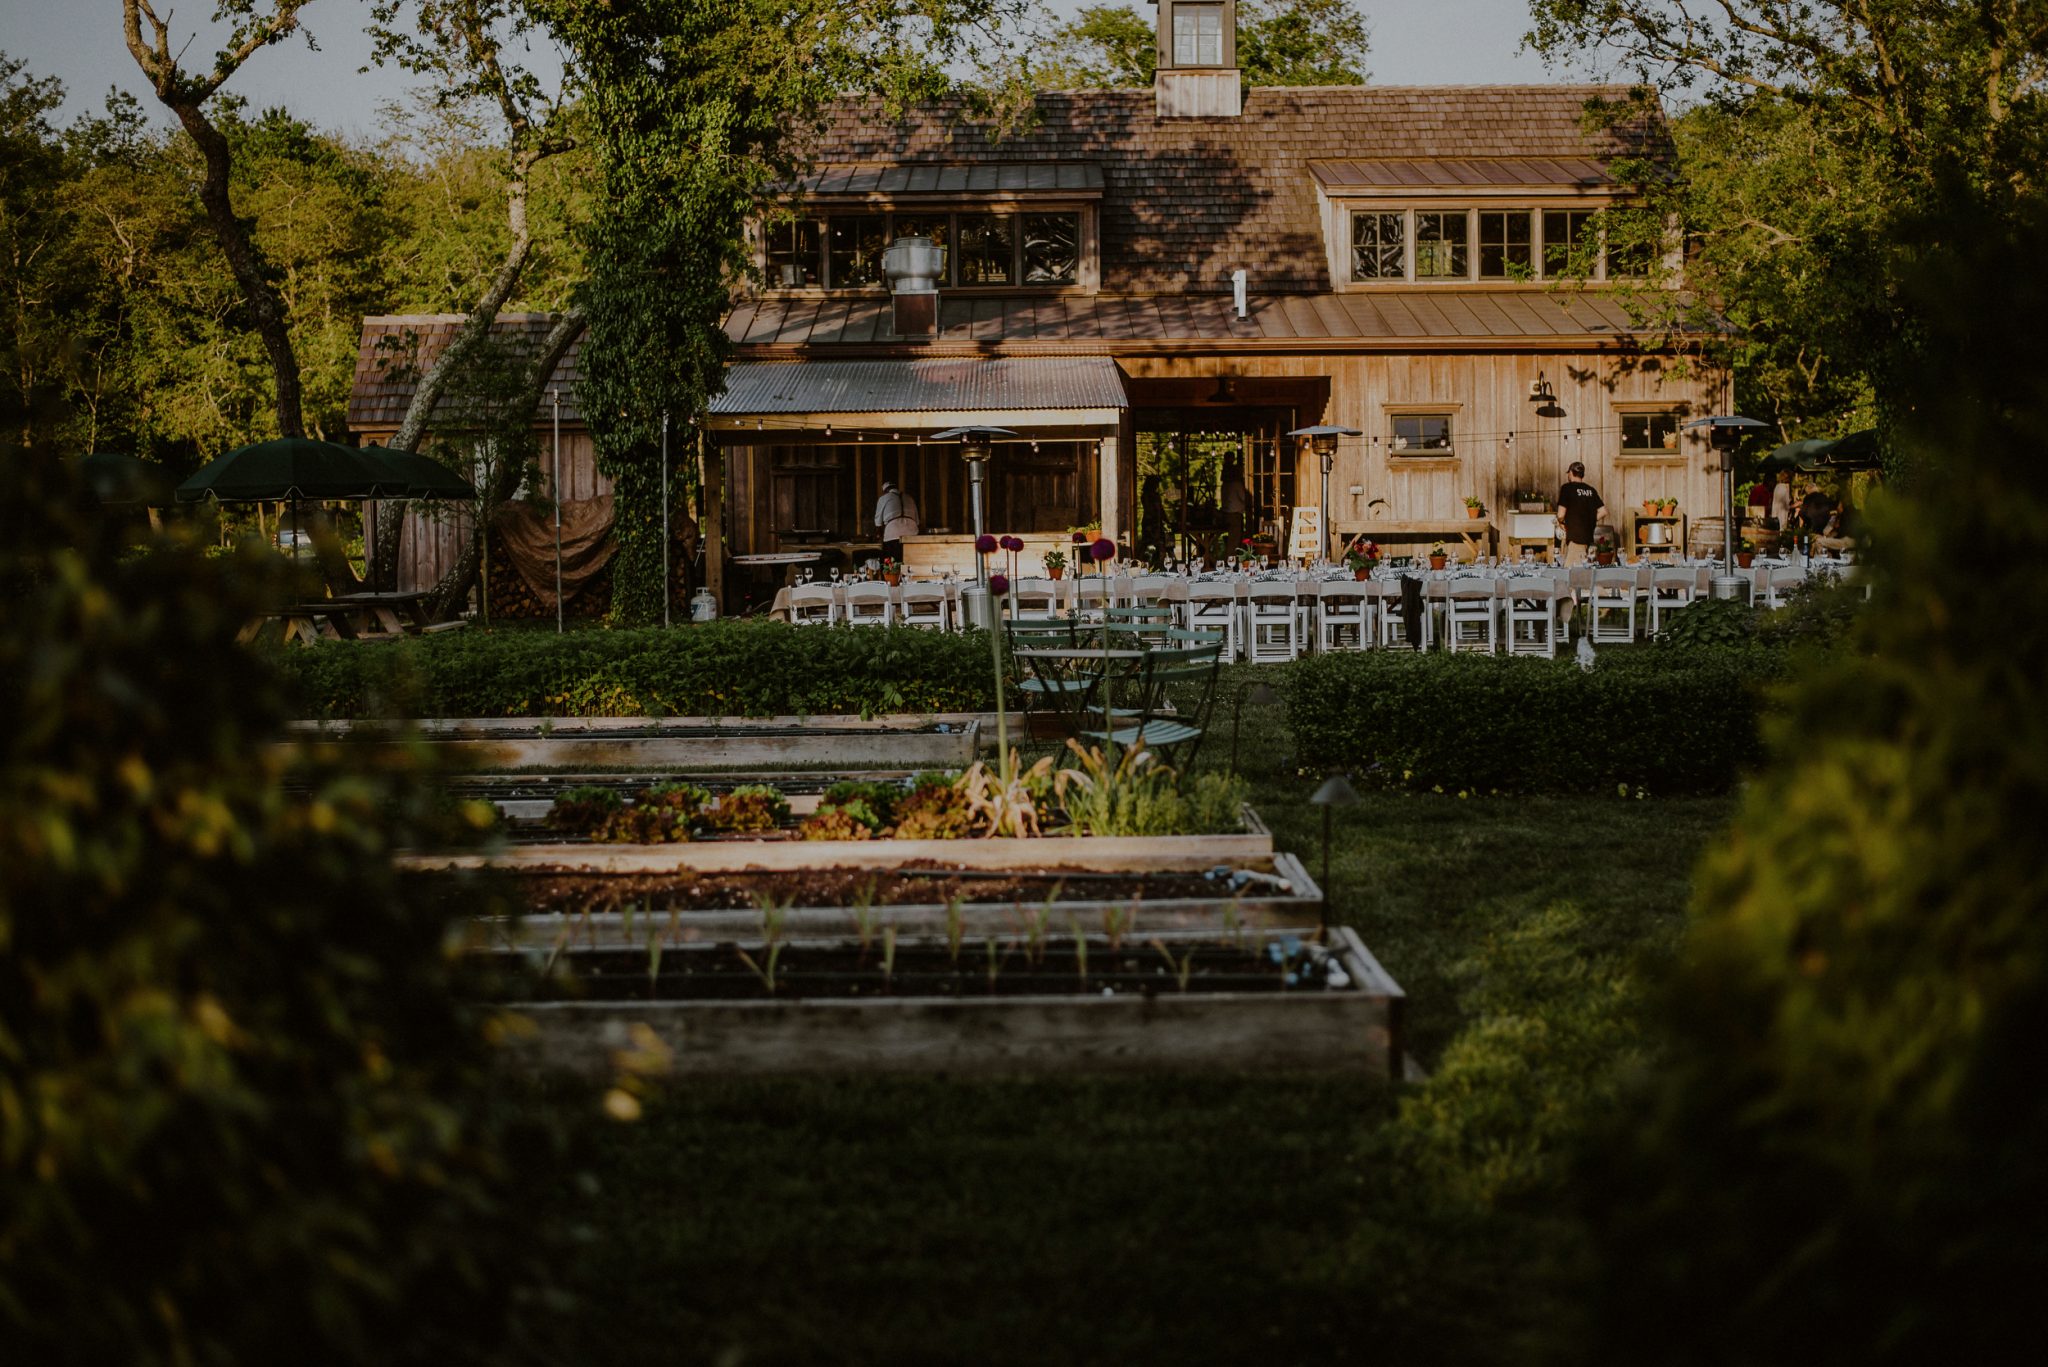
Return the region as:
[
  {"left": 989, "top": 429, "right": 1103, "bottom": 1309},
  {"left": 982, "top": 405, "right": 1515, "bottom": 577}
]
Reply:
[{"left": 1556, "top": 462, "right": 1607, "bottom": 565}]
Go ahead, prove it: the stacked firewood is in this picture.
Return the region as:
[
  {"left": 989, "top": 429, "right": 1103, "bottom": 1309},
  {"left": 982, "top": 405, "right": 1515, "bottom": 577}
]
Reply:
[{"left": 484, "top": 529, "right": 611, "bottom": 620}]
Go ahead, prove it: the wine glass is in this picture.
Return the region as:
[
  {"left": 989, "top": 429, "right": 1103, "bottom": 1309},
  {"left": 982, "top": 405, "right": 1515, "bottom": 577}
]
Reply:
[{"left": 830, "top": 567, "right": 842, "bottom": 584}]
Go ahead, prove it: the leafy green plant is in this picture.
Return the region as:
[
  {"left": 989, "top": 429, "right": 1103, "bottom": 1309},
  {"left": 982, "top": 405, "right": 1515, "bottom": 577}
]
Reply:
[
  {"left": 1654, "top": 597, "right": 1758, "bottom": 648},
  {"left": 703, "top": 784, "right": 788, "bottom": 833},
  {"left": 797, "top": 805, "right": 875, "bottom": 841},
  {"left": 821, "top": 780, "right": 904, "bottom": 825},
  {"left": 546, "top": 784, "right": 624, "bottom": 834},
  {"left": 891, "top": 781, "right": 975, "bottom": 840},
  {"left": 1053, "top": 740, "right": 1187, "bottom": 836},
  {"left": 1287, "top": 649, "right": 1788, "bottom": 794},
  {"left": 957, "top": 751, "right": 1055, "bottom": 838}
]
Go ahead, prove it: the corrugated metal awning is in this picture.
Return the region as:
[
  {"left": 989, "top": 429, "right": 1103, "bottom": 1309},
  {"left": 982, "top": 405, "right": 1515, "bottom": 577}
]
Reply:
[
  {"left": 783, "top": 162, "right": 1105, "bottom": 198},
  {"left": 1310, "top": 157, "right": 1615, "bottom": 191},
  {"left": 710, "top": 358, "right": 1127, "bottom": 431}
]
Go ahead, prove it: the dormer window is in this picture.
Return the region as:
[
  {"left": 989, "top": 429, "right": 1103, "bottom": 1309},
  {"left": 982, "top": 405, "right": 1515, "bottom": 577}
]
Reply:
[
  {"left": 1342, "top": 207, "right": 1634, "bottom": 284},
  {"left": 761, "top": 209, "right": 1084, "bottom": 290},
  {"left": 1174, "top": 3, "right": 1225, "bottom": 66}
]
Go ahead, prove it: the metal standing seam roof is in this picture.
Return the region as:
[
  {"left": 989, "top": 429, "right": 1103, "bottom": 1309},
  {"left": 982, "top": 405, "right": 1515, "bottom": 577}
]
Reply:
[
  {"left": 787, "top": 162, "right": 1106, "bottom": 197},
  {"left": 709, "top": 358, "right": 1129, "bottom": 415},
  {"left": 1309, "top": 157, "right": 1616, "bottom": 191}
]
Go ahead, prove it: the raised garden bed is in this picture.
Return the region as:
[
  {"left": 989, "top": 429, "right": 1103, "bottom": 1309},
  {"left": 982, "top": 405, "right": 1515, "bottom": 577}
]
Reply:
[
  {"left": 288, "top": 714, "right": 984, "bottom": 768},
  {"left": 492, "top": 925, "right": 1404, "bottom": 1077}
]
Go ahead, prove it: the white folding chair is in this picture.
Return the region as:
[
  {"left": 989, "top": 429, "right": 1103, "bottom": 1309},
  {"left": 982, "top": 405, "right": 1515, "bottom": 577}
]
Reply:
[
  {"left": 898, "top": 581, "right": 949, "bottom": 631},
  {"left": 1443, "top": 576, "right": 1501, "bottom": 654},
  {"left": 1010, "top": 576, "right": 1061, "bottom": 621},
  {"left": 1648, "top": 566, "right": 1697, "bottom": 633},
  {"left": 1315, "top": 580, "right": 1370, "bottom": 653},
  {"left": 1184, "top": 582, "right": 1240, "bottom": 661},
  {"left": 1588, "top": 567, "right": 1638, "bottom": 644},
  {"left": 1504, "top": 579, "right": 1562, "bottom": 657},
  {"left": 1245, "top": 581, "right": 1303, "bottom": 662},
  {"left": 1761, "top": 564, "right": 1806, "bottom": 609},
  {"left": 1373, "top": 578, "right": 1427, "bottom": 649},
  {"left": 843, "top": 580, "right": 894, "bottom": 627},
  {"left": 789, "top": 582, "right": 837, "bottom": 626},
  {"left": 1071, "top": 574, "right": 1111, "bottom": 621}
]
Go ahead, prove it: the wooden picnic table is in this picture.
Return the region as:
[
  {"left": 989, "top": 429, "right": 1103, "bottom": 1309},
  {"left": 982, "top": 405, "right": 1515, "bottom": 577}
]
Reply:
[
  {"left": 237, "top": 601, "right": 364, "bottom": 646},
  {"left": 335, "top": 589, "right": 433, "bottom": 635}
]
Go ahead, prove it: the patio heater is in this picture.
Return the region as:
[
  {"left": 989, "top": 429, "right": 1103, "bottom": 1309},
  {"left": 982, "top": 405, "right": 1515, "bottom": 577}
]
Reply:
[
  {"left": 933, "top": 424, "right": 1018, "bottom": 631},
  {"left": 1288, "top": 424, "right": 1362, "bottom": 560},
  {"left": 1681, "top": 414, "right": 1769, "bottom": 602}
]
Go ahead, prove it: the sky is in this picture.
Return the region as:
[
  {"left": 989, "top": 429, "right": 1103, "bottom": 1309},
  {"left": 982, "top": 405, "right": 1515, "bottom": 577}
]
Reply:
[{"left": 2, "top": 1, "right": 1576, "bottom": 139}]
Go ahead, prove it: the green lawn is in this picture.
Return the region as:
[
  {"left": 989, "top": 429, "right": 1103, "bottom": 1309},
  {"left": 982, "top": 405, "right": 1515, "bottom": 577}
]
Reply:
[{"left": 523, "top": 664, "right": 1736, "bottom": 1365}]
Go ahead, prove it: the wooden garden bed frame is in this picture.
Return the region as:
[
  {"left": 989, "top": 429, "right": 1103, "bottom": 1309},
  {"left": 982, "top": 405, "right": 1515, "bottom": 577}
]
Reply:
[{"left": 288, "top": 714, "right": 986, "bottom": 768}]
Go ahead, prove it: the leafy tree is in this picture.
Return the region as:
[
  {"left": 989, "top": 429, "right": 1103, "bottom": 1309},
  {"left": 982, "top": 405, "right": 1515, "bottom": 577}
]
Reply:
[
  {"left": 120, "top": 0, "right": 321, "bottom": 438},
  {"left": 548, "top": 0, "right": 1025, "bottom": 623},
  {"left": 1575, "top": 193, "right": 2048, "bottom": 1367},
  {"left": 1034, "top": 0, "right": 1370, "bottom": 89},
  {"left": 0, "top": 454, "right": 553, "bottom": 1360},
  {"left": 0, "top": 56, "right": 90, "bottom": 451},
  {"left": 1524, "top": 1, "right": 2048, "bottom": 449}
]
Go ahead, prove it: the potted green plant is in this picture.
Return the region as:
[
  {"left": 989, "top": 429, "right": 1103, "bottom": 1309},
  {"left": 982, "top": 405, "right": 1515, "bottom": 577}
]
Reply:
[
  {"left": 1427, "top": 540, "right": 1449, "bottom": 570},
  {"left": 1660, "top": 497, "right": 1679, "bottom": 516},
  {"left": 1736, "top": 538, "right": 1755, "bottom": 569},
  {"left": 1463, "top": 495, "right": 1484, "bottom": 519},
  {"left": 1041, "top": 547, "right": 1066, "bottom": 581},
  {"left": 1594, "top": 531, "right": 1618, "bottom": 566}
]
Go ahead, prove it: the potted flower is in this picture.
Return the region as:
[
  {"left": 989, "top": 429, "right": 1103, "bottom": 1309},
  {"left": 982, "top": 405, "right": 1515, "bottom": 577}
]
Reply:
[
  {"left": 1594, "top": 531, "right": 1618, "bottom": 566},
  {"left": 1344, "top": 540, "right": 1381, "bottom": 580},
  {"left": 880, "top": 556, "right": 901, "bottom": 586},
  {"left": 1641, "top": 498, "right": 1658, "bottom": 516},
  {"left": 1515, "top": 489, "right": 1549, "bottom": 513},
  {"left": 1042, "top": 547, "right": 1067, "bottom": 580},
  {"left": 1736, "top": 538, "right": 1755, "bottom": 569},
  {"left": 1659, "top": 497, "right": 1678, "bottom": 516},
  {"left": 1463, "top": 495, "right": 1484, "bottom": 520},
  {"left": 1427, "top": 540, "right": 1448, "bottom": 571}
]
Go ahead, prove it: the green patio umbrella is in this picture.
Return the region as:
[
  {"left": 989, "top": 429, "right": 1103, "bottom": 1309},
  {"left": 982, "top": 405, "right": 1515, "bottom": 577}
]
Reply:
[
  {"left": 1763, "top": 428, "right": 1880, "bottom": 473},
  {"left": 174, "top": 437, "right": 411, "bottom": 503},
  {"left": 357, "top": 444, "right": 478, "bottom": 499},
  {"left": 74, "top": 452, "right": 177, "bottom": 506}
]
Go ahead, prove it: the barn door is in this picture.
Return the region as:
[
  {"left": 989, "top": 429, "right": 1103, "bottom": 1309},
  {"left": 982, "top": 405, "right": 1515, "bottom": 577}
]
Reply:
[{"left": 995, "top": 450, "right": 1082, "bottom": 532}]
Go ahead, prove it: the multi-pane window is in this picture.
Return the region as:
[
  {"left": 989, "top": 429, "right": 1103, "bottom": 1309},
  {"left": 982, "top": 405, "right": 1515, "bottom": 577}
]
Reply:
[
  {"left": 1477, "top": 211, "right": 1533, "bottom": 279},
  {"left": 1621, "top": 412, "right": 1681, "bottom": 452},
  {"left": 955, "top": 213, "right": 1016, "bottom": 285},
  {"left": 827, "top": 214, "right": 886, "bottom": 287},
  {"left": 1414, "top": 212, "right": 1468, "bottom": 279},
  {"left": 768, "top": 209, "right": 1082, "bottom": 290},
  {"left": 1174, "top": 4, "right": 1225, "bottom": 65},
  {"left": 766, "top": 219, "right": 822, "bottom": 287},
  {"left": 1023, "top": 213, "right": 1079, "bottom": 283},
  {"left": 1390, "top": 413, "right": 1454, "bottom": 455},
  {"left": 1542, "top": 210, "right": 1598, "bottom": 277},
  {"left": 1351, "top": 212, "right": 1405, "bottom": 279}
]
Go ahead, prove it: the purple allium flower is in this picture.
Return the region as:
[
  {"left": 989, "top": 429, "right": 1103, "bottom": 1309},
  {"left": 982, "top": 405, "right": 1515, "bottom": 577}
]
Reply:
[
  {"left": 1000, "top": 534, "right": 1023, "bottom": 552},
  {"left": 1071, "top": 531, "right": 1088, "bottom": 545},
  {"left": 1089, "top": 537, "right": 1116, "bottom": 562},
  {"left": 975, "top": 534, "right": 999, "bottom": 554},
  {"left": 988, "top": 572, "right": 1009, "bottom": 595}
]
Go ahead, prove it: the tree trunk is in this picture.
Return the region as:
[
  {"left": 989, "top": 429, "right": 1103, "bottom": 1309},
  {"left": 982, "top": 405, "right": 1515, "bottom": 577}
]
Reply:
[{"left": 424, "top": 308, "right": 586, "bottom": 621}]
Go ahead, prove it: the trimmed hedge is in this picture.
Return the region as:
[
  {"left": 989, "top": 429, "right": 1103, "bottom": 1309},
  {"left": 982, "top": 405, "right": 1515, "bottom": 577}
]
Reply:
[
  {"left": 280, "top": 621, "right": 1002, "bottom": 719},
  {"left": 1286, "top": 647, "right": 1786, "bottom": 795}
]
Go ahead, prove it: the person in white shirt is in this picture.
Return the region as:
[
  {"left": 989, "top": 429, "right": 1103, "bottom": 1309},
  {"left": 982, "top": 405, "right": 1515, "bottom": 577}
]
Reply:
[{"left": 874, "top": 481, "right": 919, "bottom": 564}]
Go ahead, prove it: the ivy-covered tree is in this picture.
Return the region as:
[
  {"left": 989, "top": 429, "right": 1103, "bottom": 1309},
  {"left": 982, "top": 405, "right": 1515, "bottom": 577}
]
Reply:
[{"left": 549, "top": 0, "right": 1024, "bottom": 623}]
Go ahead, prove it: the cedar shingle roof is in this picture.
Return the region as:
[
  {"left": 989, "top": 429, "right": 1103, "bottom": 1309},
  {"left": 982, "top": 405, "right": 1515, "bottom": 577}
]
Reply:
[
  {"left": 795, "top": 86, "right": 1664, "bottom": 294},
  {"left": 347, "top": 313, "right": 582, "bottom": 431}
]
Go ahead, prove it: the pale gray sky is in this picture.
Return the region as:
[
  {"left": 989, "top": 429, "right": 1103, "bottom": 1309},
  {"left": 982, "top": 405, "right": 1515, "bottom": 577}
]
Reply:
[{"left": 3, "top": 1, "right": 1571, "bottom": 138}]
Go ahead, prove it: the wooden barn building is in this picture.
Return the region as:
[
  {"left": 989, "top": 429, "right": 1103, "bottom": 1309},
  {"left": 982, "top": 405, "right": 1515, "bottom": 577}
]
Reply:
[{"left": 352, "top": 0, "right": 1725, "bottom": 611}]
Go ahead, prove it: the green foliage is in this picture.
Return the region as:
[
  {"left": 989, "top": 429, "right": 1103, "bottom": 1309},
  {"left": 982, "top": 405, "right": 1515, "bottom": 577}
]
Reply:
[
  {"left": 797, "top": 804, "right": 878, "bottom": 841},
  {"left": 280, "top": 621, "right": 1003, "bottom": 719},
  {"left": 701, "top": 788, "right": 785, "bottom": 834},
  {"left": 890, "top": 781, "right": 976, "bottom": 840},
  {"left": 1575, "top": 199, "right": 2048, "bottom": 1365},
  {"left": 1286, "top": 649, "right": 1785, "bottom": 794},
  {"left": 0, "top": 456, "right": 542, "bottom": 1361},
  {"left": 546, "top": 783, "right": 623, "bottom": 834},
  {"left": 1652, "top": 596, "right": 1759, "bottom": 648},
  {"left": 821, "top": 780, "right": 906, "bottom": 825},
  {"left": 1053, "top": 742, "right": 1248, "bottom": 837},
  {"left": 1754, "top": 578, "right": 1864, "bottom": 651}
]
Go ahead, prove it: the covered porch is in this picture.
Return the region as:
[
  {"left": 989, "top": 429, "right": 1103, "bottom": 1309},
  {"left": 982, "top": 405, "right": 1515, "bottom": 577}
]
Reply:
[{"left": 705, "top": 358, "right": 1127, "bottom": 606}]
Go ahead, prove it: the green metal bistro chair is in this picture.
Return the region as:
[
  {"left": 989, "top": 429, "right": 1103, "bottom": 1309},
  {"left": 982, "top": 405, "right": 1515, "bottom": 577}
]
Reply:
[{"left": 1078, "top": 632, "right": 1226, "bottom": 769}]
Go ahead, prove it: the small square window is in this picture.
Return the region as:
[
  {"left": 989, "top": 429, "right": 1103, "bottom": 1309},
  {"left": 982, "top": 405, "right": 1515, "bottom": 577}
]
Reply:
[
  {"left": 1414, "top": 212, "right": 1469, "bottom": 280},
  {"left": 956, "top": 213, "right": 1016, "bottom": 285},
  {"left": 1352, "top": 212, "right": 1405, "bottom": 280},
  {"left": 1477, "top": 211, "right": 1533, "bottom": 280},
  {"left": 1023, "top": 213, "right": 1079, "bottom": 284},
  {"left": 766, "top": 219, "right": 822, "bottom": 287},
  {"left": 1621, "top": 412, "right": 1681, "bottom": 452},
  {"left": 1391, "top": 414, "right": 1454, "bottom": 455},
  {"left": 827, "top": 214, "right": 886, "bottom": 288}
]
